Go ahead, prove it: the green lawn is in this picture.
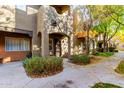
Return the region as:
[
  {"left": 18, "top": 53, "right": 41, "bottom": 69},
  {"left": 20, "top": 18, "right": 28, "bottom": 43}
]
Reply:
[
  {"left": 91, "top": 82, "right": 122, "bottom": 88},
  {"left": 115, "top": 60, "right": 124, "bottom": 74},
  {"left": 95, "top": 52, "right": 114, "bottom": 57}
]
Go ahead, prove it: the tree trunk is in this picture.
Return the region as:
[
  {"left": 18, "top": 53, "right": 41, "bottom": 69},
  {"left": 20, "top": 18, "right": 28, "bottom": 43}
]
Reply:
[
  {"left": 106, "top": 35, "right": 109, "bottom": 52},
  {"left": 97, "top": 33, "right": 101, "bottom": 51},
  {"left": 106, "top": 42, "right": 109, "bottom": 52},
  {"left": 92, "top": 39, "right": 95, "bottom": 54},
  {"left": 103, "top": 33, "right": 107, "bottom": 52},
  {"left": 86, "top": 30, "right": 90, "bottom": 54}
]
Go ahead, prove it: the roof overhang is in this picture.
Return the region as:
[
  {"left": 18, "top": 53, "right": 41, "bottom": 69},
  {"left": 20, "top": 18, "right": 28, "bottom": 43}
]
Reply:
[
  {"left": 50, "top": 5, "right": 70, "bottom": 14},
  {"left": 0, "top": 26, "right": 33, "bottom": 37}
]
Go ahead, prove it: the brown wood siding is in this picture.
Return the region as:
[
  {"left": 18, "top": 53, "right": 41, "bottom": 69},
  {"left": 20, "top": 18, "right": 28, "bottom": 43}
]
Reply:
[{"left": 0, "top": 31, "right": 32, "bottom": 63}]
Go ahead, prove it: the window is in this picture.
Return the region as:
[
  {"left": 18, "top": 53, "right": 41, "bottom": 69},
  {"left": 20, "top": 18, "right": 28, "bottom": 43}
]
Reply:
[
  {"left": 51, "top": 19, "right": 57, "bottom": 26},
  {"left": 5, "top": 37, "right": 30, "bottom": 51}
]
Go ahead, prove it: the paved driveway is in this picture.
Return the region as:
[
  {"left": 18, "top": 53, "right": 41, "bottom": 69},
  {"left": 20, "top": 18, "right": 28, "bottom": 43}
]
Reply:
[{"left": 0, "top": 51, "right": 124, "bottom": 88}]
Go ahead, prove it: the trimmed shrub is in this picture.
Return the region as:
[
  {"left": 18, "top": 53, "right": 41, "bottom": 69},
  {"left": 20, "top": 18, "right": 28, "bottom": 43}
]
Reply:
[
  {"left": 115, "top": 60, "right": 124, "bottom": 74},
  {"left": 23, "top": 56, "right": 63, "bottom": 78},
  {"left": 97, "top": 48, "right": 104, "bottom": 52},
  {"left": 92, "top": 82, "right": 121, "bottom": 88},
  {"left": 95, "top": 52, "right": 114, "bottom": 57},
  {"left": 109, "top": 47, "right": 115, "bottom": 52},
  {"left": 71, "top": 55, "right": 90, "bottom": 65},
  {"left": 114, "top": 49, "right": 118, "bottom": 52}
]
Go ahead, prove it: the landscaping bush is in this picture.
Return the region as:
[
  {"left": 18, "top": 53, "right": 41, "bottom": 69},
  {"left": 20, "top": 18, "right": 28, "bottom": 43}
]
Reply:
[
  {"left": 23, "top": 56, "right": 63, "bottom": 78},
  {"left": 109, "top": 47, "right": 115, "bottom": 52},
  {"left": 95, "top": 52, "right": 114, "bottom": 57},
  {"left": 92, "top": 82, "right": 121, "bottom": 88},
  {"left": 97, "top": 48, "right": 104, "bottom": 52},
  {"left": 114, "top": 49, "right": 118, "bottom": 52},
  {"left": 115, "top": 60, "right": 124, "bottom": 74},
  {"left": 71, "top": 55, "right": 90, "bottom": 65}
]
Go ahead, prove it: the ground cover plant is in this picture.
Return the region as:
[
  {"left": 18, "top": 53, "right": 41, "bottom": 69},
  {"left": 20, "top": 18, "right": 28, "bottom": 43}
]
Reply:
[
  {"left": 115, "top": 60, "right": 124, "bottom": 74},
  {"left": 70, "top": 55, "right": 90, "bottom": 65},
  {"left": 95, "top": 52, "right": 114, "bottom": 57},
  {"left": 91, "top": 82, "right": 122, "bottom": 88},
  {"left": 23, "top": 56, "right": 63, "bottom": 78}
]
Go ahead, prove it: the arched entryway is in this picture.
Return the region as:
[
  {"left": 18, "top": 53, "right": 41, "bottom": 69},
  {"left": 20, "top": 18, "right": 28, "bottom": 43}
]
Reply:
[{"left": 49, "top": 33, "right": 70, "bottom": 57}]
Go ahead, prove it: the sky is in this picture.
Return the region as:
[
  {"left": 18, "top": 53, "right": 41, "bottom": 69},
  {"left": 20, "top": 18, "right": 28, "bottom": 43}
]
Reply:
[{"left": 16, "top": 5, "right": 26, "bottom": 11}]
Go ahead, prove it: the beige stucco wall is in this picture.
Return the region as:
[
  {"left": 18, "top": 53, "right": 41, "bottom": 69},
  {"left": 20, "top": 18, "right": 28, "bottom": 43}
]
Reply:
[
  {"left": 0, "top": 5, "right": 15, "bottom": 31},
  {"left": 15, "top": 6, "right": 38, "bottom": 31},
  {"left": 0, "top": 5, "right": 82, "bottom": 56},
  {"left": 0, "top": 5, "right": 40, "bottom": 56},
  {"left": 37, "top": 6, "right": 44, "bottom": 34},
  {"left": 0, "top": 5, "right": 38, "bottom": 32},
  {"left": 32, "top": 6, "right": 45, "bottom": 56}
]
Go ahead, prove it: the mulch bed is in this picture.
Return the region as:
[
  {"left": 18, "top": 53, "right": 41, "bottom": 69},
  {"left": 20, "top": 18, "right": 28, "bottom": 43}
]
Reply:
[
  {"left": 71, "top": 56, "right": 105, "bottom": 66},
  {"left": 25, "top": 68, "right": 63, "bottom": 78},
  {"left": 71, "top": 61, "right": 90, "bottom": 65},
  {"left": 90, "top": 56, "right": 105, "bottom": 64}
]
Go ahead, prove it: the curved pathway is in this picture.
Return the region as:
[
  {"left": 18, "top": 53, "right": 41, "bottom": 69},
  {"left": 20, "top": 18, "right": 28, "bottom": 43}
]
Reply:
[{"left": 0, "top": 51, "right": 124, "bottom": 88}]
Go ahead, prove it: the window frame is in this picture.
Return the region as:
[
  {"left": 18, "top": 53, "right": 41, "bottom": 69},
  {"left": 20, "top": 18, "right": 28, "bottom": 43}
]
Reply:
[{"left": 5, "top": 37, "right": 30, "bottom": 52}]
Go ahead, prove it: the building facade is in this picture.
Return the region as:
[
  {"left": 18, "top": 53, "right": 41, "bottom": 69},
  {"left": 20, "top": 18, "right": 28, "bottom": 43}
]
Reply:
[{"left": 0, "top": 5, "right": 85, "bottom": 63}]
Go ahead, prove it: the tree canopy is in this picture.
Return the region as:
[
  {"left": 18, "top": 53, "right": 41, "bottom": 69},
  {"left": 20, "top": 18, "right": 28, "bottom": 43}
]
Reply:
[
  {"left": 74, "top": 5, "right": 124, "bottom": 40},
  {"left": 73, "top": 5, "right": 124, "bottom": 53}
]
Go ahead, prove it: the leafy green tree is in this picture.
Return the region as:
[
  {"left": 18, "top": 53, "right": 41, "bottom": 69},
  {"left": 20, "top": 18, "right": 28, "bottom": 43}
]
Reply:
[
  {"left": 73, "top": 5, "right": 124, "bottom": 53},
  {"left": 92, "top": 5, "right": 124, "bottom": 51}
]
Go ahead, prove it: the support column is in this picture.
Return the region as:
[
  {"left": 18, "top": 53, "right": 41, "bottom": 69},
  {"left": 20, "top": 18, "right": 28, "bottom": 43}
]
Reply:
[
  {"left": 42, "top": 29, "right": 49, "bottom": 57},
  {"left": 81, "top": 42, "right": 83, "bottom": 54},
  {"left": 40, "top": 35, "right": 42, "bottom": 56},
  {"left": 32, "top": 19, "right": 40, "bottom": 56},
  {"left": 37, "top": 6, "right": 49, "bottom": 57},
  {"left": 68, "top": 37, "right": 71, "bottom": 58}
]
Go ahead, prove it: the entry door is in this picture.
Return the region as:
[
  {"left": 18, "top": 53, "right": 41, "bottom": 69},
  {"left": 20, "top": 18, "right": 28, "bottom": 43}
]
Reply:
[
  {"left": 55, "top": 40, "right": 61, "bottom": 57},
  {"left": 49, "top": 38, "right": 61, "bottom": 57},
  {"left": 49, "top": 39, "right": 54, "bottom": 56}
]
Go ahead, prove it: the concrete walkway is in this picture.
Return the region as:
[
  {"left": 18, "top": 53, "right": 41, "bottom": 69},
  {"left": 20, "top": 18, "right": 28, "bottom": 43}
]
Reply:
[{"left": 0, "top": 51, "right": 124, "bottom": 88}]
